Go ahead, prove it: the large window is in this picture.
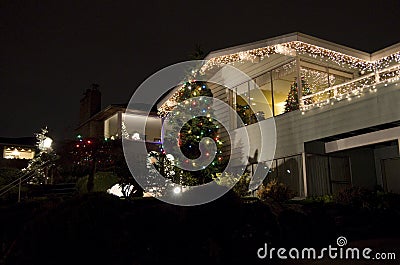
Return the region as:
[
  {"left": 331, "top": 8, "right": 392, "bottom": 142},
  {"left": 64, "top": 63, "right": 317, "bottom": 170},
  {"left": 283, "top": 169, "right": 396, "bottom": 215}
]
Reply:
[
  {"left": 104, "top": 112, "right": 161, "bottom": 142},
  {"left": 300, "top": 60, "right": 353, "bottom": 103},
  {"left": 235, "top": 82, "right": 253, "bottom": 126},
  {"left": 3, "top": 147, "right": 35, "bottom": 159},
  {"left": 233, "top": 58, "right": 354, "bottom": 125},
  {"left": 252, "top": 72, "right": 273, "bottom": 120},
  {"left": 272, "top": 62, "right": 298, "bottom": 116}
]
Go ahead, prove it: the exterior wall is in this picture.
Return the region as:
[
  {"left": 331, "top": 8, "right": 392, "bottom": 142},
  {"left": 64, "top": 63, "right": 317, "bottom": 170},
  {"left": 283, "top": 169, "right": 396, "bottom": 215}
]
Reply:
[
  {"left": 374, "top": 144, "right": 399, "bottom": 187},
  {"left": 89, "top": 120, "right": 104, "bottom": 139},
  {"left": 381, "top": 157, "right": 400, "bottom": 193},
  {"left": 0, "top": 157, "right": 30, "bottom": 169},
  {"left": 335, "top": 148, "right": 377, "bottom": 190}
]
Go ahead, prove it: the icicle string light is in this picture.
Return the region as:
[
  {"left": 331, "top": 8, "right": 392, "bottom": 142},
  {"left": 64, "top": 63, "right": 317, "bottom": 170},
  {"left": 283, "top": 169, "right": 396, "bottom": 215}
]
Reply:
[
  {"left": 160, "top": 41, "right": 400, "bottom": 116},
  {"left": 201, "top": 41, "right": 400, "bottom": 73}
]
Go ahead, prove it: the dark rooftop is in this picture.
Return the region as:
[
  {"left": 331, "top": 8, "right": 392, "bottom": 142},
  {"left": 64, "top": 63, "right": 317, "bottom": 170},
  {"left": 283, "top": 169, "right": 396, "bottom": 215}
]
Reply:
[{"left": 0, "top": 137, "right": 36, "bottom": 147}]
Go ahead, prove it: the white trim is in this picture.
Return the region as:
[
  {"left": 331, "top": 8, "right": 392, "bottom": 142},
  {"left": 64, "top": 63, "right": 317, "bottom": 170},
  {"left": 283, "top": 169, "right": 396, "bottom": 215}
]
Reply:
[{"left": 325, "top": 126, "right": 400, "bottom": 153}]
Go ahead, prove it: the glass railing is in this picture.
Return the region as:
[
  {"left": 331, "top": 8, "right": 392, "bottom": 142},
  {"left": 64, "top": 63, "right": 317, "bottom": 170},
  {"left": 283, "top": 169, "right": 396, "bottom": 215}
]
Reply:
[{"left": 301, "top": 64, "right": 400, "bottom": 110}]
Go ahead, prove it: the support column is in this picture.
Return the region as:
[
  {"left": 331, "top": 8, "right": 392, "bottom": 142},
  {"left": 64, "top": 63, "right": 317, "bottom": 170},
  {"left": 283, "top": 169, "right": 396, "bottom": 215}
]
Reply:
[
  {"left": 375, "top": 66, "right": 380, "bottom": 83},
  {"left": 398, "top": 138, "right": 400, "bottom": 155},
  {"left": 117, "top": 111, "right": 122, "bottom": 139},
  {"left": 296, "top": 57, "right": 303, "bottom": 108},
  {"left": 302, "top": 152, "right": 308, "bottom": 197},
  {"left": 270, "top": 71, "right": 275, "bottom": 116}
]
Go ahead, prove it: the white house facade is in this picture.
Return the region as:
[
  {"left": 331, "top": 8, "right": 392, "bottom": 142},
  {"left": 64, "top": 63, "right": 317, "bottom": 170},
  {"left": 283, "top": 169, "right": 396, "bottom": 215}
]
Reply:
[{"left": 160, "top": 33, "right": 400, "bottom": 197}]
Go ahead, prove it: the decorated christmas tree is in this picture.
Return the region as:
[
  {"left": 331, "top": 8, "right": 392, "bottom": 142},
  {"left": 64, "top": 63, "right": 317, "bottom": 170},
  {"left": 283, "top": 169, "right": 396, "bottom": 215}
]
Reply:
[
  {"left": 236, "top": 103, "right": 257, "bottom": 126},
  {"left": 161, "top": 81, "right": 226, "bottom": 185},
  {"left": 284, "top": 77, "right": 313, "bottom": 112}
]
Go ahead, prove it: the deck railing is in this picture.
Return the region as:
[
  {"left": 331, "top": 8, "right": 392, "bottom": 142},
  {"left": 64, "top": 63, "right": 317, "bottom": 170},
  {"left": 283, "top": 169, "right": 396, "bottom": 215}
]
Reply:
[{"left": 301, "top": 64, "right": 400, "bottom": 110}]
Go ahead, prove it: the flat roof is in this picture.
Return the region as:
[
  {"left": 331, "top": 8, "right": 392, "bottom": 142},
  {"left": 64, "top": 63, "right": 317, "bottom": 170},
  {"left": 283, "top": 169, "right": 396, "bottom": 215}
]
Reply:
[
  {"left": 0, "top": 137, "right": 36, "bottom": 147},
  {"left": 205, "top": 32, "right": 398, "bottom": 62}
]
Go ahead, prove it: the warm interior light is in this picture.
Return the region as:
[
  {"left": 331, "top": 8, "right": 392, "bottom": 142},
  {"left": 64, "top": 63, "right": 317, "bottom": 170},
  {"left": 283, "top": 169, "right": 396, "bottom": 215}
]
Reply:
[{"left": 11, "top": 148, "right": 20, "bottom": 157}]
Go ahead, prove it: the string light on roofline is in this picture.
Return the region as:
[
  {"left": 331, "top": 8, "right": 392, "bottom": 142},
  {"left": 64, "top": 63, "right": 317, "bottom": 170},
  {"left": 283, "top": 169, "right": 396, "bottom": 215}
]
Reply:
[{"left": 159, "top": 41, "right": 400, "bottom": 116}]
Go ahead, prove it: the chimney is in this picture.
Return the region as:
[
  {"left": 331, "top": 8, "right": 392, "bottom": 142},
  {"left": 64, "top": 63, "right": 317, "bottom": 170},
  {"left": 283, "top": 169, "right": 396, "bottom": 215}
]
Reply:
[{"left": 79, "top": 84, "right": 101, "bottom": 125}]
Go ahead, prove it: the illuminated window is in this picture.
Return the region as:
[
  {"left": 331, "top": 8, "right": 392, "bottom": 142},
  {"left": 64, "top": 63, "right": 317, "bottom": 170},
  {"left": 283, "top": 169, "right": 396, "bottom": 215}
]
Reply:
[
  {"left": 3, "top": 147, "right": 35, "bottom": 159},
  {"left": 272, "top": 61, "right": 298, "bottom": 116}
]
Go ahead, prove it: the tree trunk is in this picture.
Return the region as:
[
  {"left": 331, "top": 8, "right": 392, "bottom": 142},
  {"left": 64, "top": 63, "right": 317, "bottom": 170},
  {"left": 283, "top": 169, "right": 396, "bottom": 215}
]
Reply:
[{"left": 87, "top": 158, "right": 96, "bottom": 192}]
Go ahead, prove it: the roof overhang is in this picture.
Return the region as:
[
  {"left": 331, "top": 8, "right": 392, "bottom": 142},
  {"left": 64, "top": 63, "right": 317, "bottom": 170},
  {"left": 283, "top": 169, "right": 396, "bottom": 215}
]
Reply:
[
  {"left": 204, "top": 32, "right": 371, "bottom": 61},
  {"left": 158, "top": 32, "right": 400, "bottom": 114}
]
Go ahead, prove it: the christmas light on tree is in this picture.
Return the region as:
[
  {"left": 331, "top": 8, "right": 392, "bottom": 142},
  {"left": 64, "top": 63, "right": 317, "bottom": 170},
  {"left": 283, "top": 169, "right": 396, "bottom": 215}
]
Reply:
[
  {"left": 284, "top": 77, "right": 313, "bottom": 113},
  {"left": 161, "top": 80, "right": 226, "bottom": 185},
  {"left": 24, "top": 127, "right": 57, "bottom": 184}
]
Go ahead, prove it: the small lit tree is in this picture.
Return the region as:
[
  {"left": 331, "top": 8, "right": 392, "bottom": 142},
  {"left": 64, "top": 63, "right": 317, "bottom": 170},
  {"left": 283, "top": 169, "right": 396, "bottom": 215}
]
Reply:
[
  {"left": 71, "top": 137, "right": 142, "bottom": 194},
  {"left": 24, "top": 127, "right": 57, "bottom": 184},
  {"left": 284, "top": 77, "right": 313, "bottom": 112}
]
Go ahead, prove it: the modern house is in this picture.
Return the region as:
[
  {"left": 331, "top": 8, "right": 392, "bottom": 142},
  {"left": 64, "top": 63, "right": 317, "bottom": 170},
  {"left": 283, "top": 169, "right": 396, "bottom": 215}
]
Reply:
[
  {"left": 75, "top": 86, "right": 162, "bottom": 143},
  {"left": 159, "top": 32, "right": 400, "bottom": 197}
]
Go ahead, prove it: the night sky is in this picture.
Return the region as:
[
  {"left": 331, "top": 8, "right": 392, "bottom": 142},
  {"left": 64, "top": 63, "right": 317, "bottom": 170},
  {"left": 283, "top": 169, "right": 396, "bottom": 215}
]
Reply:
[{"left": 1, "top": 0, "right": 399, "bottom": 140}]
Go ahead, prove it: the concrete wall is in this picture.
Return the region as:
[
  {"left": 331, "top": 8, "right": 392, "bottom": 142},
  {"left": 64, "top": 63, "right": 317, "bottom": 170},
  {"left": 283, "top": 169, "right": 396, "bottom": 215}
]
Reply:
[
  {"left": 374, "top": 144, "right": 399, "bottom": 188},
  {"left": 381, "top": 157, "right": 400, "bottom": 193},
  {"left": 336, "top": 148, "right": 377, "bottom": 190}
]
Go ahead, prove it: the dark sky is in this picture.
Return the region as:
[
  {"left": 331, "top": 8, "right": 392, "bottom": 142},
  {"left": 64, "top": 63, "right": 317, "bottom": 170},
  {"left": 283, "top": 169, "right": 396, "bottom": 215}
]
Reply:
[{"left": 1, "top": 0, "right": 399, "bottom": 140}]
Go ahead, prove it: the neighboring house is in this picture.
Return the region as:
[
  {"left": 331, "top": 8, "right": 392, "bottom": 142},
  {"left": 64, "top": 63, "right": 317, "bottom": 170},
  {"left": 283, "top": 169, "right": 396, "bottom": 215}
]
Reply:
[
  {"left": 159, "top": 32, "right": 400, "bottom": 196},
  {"left": 75, "top": 86, "right": 162, "bottom": 143},
  {"left": 0, "top": 137, "right": 36, "bottom": 169}
]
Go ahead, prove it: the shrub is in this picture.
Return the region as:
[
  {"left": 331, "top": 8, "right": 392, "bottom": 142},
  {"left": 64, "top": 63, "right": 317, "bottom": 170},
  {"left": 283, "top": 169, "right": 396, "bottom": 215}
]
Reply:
[
  {"left": 307, "top": 195, "right": 334, "bottom": 204},
  {"left": 213, "top": 172, "right": 251, "bottom": 197},
  {"left": 76, "top": 172, "right": 119, "bottom": 193},
  {"left": 232, "top": 174, "right": 251, "bottom": 197},
  {"left": 0, "top": 167, "right": 21, "bottom": 186},
  {"left": 257, "top": 179, "right": 294, "bottom": 202},
  {"left": 334, "top": 186, "right": 376, "bottom": 209}
]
